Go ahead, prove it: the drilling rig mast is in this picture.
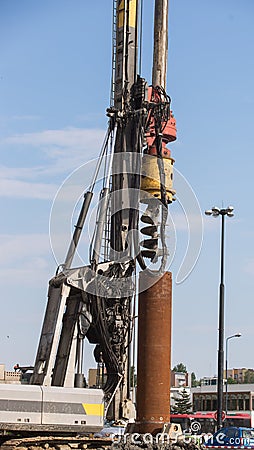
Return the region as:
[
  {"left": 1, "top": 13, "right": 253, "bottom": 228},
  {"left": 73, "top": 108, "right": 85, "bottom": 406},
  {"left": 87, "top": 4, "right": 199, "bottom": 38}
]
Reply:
[{"left": 30, "top": 0, "right": 177, "bottom": 423}]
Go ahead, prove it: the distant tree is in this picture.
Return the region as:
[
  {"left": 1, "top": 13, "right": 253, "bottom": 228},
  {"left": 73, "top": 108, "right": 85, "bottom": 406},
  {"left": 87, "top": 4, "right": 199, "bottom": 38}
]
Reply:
[
  {"left": 227, "top": 377, "right": 237, "bottom": 384},
  {"left": 171, "top": 388, "right": 192, "bottom": 414},
  {"left": 173, "top": 363, "right": 187, "bottom": 373},
  {"left": 191, "top": 372, "right": 200, "bottom": 387},
  {"left": 243, "top": 370, "right": 254, "bottom": 384}
]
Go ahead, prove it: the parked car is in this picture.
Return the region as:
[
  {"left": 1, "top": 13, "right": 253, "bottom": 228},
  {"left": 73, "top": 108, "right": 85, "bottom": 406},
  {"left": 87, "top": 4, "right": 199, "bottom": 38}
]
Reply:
[{"left": 94, "top": 420, "right": 126, "bottom": 439}]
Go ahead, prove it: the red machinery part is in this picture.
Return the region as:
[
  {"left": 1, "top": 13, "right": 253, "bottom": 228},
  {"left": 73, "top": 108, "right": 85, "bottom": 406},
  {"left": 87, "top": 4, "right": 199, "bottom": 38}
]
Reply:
[{"left": 145, "top": 86, "right": 177, "bottom": 152}]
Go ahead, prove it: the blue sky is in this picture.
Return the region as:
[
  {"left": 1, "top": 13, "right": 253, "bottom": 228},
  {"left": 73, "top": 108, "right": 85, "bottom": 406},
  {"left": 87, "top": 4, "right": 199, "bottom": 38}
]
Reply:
[{"left": 0, "top": 0, "right": 254, "bottom": 380}]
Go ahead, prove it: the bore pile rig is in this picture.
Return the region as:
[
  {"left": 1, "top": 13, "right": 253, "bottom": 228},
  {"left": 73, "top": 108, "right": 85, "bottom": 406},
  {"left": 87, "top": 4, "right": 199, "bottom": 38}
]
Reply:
[{"left": 31, "top": 0, "right": 177, "bottom": 425}]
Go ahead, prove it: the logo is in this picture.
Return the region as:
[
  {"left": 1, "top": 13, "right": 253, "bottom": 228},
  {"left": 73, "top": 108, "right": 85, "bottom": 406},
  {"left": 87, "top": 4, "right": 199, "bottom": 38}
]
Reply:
[
  {"left": 190, "top": 421, "right": 202, "bottom": 433},
  {"left": 216, "top": 432, "right": 226, "bottom": 444}
]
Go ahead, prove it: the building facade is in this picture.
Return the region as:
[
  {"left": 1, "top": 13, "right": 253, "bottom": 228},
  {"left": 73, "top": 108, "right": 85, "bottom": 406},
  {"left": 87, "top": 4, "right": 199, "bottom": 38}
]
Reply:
[
  {"left": 192, "top": 383, "right": 254, "bottom": 413},
  {"left": 0, "top": 364, "right": 21, "bottom": 384},
  {"left": 171, "top": 371, "right": 191, "bottom": 388},
  {"left": 225, "top": 368, "right": 254, "bottom": 383}
]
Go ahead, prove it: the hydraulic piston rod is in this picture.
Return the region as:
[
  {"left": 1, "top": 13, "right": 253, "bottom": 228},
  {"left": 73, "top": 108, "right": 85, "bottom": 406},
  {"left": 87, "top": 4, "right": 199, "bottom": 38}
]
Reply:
[{"left": 152, "top": 0, "right": 169, "bottom": 88}]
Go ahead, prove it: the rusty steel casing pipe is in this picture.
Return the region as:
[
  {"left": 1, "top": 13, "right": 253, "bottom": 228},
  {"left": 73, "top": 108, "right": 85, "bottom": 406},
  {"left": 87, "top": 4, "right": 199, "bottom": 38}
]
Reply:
[{"left": 134, "top": 271, "right": 172, "bottom": 434}]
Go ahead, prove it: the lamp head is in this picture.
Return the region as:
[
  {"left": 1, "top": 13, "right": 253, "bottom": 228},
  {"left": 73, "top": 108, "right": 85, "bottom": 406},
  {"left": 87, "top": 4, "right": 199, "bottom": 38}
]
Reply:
[{"left": 211, "top": 207, "right": 220, "bottom": 215}]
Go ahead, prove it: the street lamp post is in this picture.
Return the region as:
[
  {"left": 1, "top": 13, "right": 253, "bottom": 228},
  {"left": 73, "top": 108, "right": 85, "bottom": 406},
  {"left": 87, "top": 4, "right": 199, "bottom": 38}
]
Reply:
[
  {"left": 205, "top": 206, "right": 234, "bottom": 429},
  {"left": 225, "top": 333, "right": 242, "bottom": 414}
]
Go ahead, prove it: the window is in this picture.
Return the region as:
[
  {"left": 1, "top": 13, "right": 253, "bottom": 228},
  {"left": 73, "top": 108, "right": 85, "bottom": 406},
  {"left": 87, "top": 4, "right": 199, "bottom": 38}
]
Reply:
[
  {"left": 243, "top": 429, "right": 254, "bottom": 439},
  {"left": 193, "top": 395, "right": 201, "bottom": 411},
  {"left": 244, "top": 395, "right": 250, "bottom": 410},
  {"left": 226, "top": 428, "right": 239, "bottom": 438},
  {"left": 238, "top": 395, "right": 244, "bottom": 411},
  {"left": 200, "top": 396, "right": 205, "bottom": 410},
  {"left": 230, "top": 395, "right": 237, "bottom": 410},
  {"left": 211, "top": 395, "right": 217, "bottom": 411},
  {"left": 206, "top": 396, "right": 211, "bottom": 411}
]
